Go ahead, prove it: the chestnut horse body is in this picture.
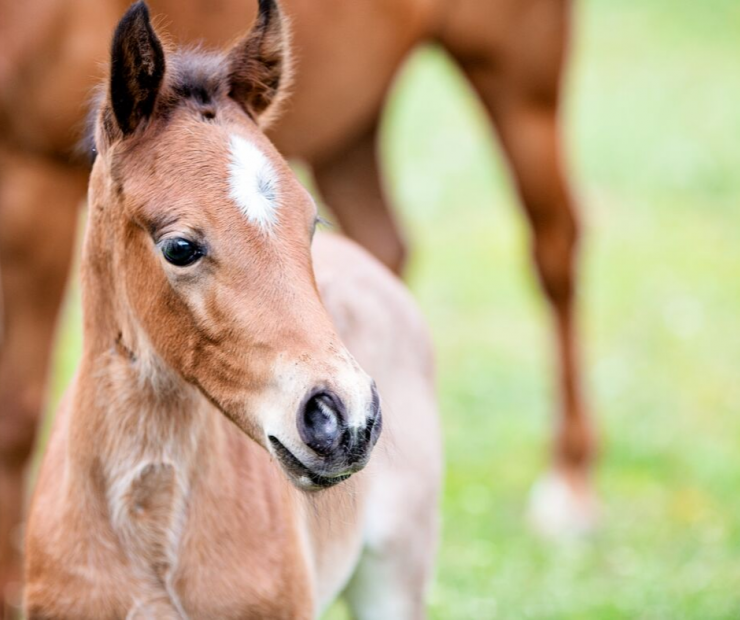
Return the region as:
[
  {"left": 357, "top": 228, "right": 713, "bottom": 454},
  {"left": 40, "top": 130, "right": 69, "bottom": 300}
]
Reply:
[
  {"left": 0, "top": 0, "right": 593, "bottom": 612},
  {"left": 23, "top": 3, "right": 440, "bottom": 617}
]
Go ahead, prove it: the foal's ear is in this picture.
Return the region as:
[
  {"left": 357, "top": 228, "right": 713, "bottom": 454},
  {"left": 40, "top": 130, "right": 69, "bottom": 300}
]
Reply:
[
  {"left": 110, "top": 1, "right": 166, "bottom": 135},
  {"left": 227, "top": 0, "right": 292, "bottom": 126}
]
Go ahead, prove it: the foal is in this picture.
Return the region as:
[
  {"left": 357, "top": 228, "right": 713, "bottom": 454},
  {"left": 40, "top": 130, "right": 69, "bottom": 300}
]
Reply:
[{"left": 24, "top": 2, "right": 441, "bottom": 617}]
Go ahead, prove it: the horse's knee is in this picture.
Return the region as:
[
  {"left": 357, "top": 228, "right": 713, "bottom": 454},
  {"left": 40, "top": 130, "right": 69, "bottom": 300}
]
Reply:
[
  {"left": 557, "top": 411, "right": 594, "bottom": 466},
  {"left": 530, "top": 203, "right": 580, "bottom": 306},
  {"left": 375, "top": 231, "right": 408, "bottom": 276}
]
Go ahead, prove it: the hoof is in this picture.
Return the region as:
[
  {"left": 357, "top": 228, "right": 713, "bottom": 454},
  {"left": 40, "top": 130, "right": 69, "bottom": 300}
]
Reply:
[{"left": 527, "top": 470, "right": 598, "bottom": 537}]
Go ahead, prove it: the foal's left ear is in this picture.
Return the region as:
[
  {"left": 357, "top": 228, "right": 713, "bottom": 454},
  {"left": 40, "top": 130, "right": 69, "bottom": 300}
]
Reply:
[
  {"left": 110, "top": 1, "right": 166, "bottom": 135},
  {"left": 227, "top": 0, "right": 292, "bottom": 126}
]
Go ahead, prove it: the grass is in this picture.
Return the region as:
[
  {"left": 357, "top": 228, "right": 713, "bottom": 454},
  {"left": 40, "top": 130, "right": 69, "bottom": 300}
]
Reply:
[{"left": 43, "top": 0, "right": 740, "bottom": 617}]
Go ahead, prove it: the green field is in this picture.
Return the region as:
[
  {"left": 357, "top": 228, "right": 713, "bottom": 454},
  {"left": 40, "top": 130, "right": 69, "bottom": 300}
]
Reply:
[{"left": 43, "top": 0, "right": 740, "bottom": 617}]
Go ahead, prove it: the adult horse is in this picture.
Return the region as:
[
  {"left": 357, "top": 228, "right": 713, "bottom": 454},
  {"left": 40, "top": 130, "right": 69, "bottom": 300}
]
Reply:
[{"left": 0, "top": 0, "right": 592, "bottom": 612}]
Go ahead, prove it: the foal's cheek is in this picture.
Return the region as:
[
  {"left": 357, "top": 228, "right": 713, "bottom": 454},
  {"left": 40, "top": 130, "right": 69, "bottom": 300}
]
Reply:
[{"left": 128, "top": 266, "right": 188, "bottom": 364}]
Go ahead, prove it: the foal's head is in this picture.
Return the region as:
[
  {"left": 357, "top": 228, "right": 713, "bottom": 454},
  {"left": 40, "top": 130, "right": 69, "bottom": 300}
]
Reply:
[{"left": 87, "top": 0, "right": 381, "bottom": 489}]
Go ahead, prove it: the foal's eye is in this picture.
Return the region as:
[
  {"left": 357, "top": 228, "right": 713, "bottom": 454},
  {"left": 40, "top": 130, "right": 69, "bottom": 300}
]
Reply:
[{"left": 161, "top": 238, "right": 204, "bottom": 267}]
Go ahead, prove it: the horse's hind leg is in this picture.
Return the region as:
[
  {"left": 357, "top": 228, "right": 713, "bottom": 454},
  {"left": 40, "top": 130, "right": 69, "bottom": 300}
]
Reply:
[
  {"left": 312, "top": 122, "right": 408, "bottom": 276},
  {"left": 0, "top": 147, "right": 84, "bottom": 614},
  {"left": 440, "top": 0, "right": 596, "bottom": 534}
]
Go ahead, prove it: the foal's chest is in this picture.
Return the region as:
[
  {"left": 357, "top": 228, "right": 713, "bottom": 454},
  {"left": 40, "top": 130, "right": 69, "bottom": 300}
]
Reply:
[
  {"left": 114, "top": 461, "right": 316, "bottom": 618},
  {"left": 27, "top": 438, "right": 319, "bottom": 618}
]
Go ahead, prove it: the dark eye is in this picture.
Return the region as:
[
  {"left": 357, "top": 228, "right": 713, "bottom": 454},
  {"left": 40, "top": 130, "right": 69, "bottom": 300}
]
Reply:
[{"left": 161, "top": 238, "right": 204, "bottom": 267}]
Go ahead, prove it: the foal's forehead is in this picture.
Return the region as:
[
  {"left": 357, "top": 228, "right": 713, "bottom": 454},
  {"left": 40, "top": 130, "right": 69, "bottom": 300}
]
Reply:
[{"left": 139, "top": 114, "right": 304, "bottom": 233}]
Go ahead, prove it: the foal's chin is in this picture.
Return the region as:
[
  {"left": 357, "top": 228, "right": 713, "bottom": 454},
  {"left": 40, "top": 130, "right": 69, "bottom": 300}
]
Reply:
[{"left": 268, "top": 436, "right": 369, "bottom": 492}]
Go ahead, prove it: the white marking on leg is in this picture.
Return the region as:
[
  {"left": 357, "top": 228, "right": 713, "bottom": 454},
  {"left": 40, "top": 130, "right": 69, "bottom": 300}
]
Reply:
[
  {"left": 528, "top": 470, "right": 598, "bottom": 536},
  {"left": 228, "top": 134, "right": 280, "bottom": 233}
]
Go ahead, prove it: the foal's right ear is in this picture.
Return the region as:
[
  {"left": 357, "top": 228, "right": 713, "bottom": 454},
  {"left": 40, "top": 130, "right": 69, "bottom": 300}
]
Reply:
[
  {"left": 226, "top": 0, "right": 292, "bottom": 127},
  {"left": 109, "top": 1, "right": 166, "bottom": 135}
]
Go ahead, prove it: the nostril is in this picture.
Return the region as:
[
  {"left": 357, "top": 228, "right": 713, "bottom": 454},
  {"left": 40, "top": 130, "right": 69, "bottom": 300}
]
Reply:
[
  {"left": 363, "top": 383, "right": 383, "bottom": 449},
  {"left": 370, "top": 382, "right": 381, "bottom": 421},
  {"left": 362, "top": 381, "right": 383, "bottom": 451},
  {"left": 364, "top": 410, "right": 378, "bottom": 446},
  {"left": 299, "top": 391, "right": 344, "bottom": 456}
]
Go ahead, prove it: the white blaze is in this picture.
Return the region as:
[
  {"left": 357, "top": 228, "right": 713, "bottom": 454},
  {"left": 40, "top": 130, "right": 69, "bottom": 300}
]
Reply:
[{"left": 228, "top": 134, "right": 279, "bottom": 233}]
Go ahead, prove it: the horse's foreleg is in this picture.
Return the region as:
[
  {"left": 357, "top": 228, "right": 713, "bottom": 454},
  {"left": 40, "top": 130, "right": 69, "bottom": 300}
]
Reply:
[
  {"left": 0, "top": 147, "right": 85, "bottom": 614},
  {"left": 312, "top": 123, "right": 407, "bottom": 276},
  {"left": 494, "top": 101, "right": 596, "bottom": 535},
  {"left": 442, "top": 0, "right": 597, "bottom": 534}
]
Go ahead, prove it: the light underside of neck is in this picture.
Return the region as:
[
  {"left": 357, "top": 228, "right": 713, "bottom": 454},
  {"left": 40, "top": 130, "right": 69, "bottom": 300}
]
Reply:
[{"left": 69, "top": 338, "right": 216, "bottom": 482}]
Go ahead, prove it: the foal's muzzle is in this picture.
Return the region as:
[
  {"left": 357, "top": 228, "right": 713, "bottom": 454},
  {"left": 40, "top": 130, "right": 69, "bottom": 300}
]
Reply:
[{"left": 269, "top": 384, "right": 382, "bottom": 490}]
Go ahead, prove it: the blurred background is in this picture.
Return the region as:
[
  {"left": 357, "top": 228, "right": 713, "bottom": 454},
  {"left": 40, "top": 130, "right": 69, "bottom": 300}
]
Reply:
[{"left": 38, "top": 0, "right": 740, "bottom": 617}]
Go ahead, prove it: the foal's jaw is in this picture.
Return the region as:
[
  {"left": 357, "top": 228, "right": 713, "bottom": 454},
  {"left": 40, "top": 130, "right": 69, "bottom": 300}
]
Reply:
[{"left": 88, "top": 0, "right": 383, "bottom": 491}]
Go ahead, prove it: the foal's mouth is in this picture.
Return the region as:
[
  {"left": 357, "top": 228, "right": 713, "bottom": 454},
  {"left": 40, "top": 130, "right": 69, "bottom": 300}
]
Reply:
[{"left": 268, "top": 436, "right": 352, "bottom": 490}]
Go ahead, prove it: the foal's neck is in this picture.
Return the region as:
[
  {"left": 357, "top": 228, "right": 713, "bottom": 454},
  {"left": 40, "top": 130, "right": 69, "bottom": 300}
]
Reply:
[
  {"left": 73, "top": 252, "right": 218, "bottom": 505},
  {"left": 71, "top": 339, "right": 216, "bottom": 519},
  {"left": 67, "top": 343, "right": 216, "bottom": 615}
]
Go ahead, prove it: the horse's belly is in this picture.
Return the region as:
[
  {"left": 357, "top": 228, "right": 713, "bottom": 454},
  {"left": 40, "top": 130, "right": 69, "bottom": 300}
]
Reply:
[{"left": 268, "top": 0, "right": 439, "bottom": 162}]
